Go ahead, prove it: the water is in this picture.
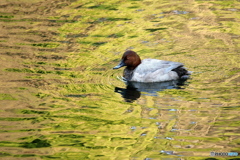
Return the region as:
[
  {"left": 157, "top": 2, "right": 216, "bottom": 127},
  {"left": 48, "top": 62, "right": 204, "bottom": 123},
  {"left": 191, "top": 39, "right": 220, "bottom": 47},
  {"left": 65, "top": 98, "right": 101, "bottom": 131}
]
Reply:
[{"left": 0, "top": 0, "right": 239, "bottom": 159}]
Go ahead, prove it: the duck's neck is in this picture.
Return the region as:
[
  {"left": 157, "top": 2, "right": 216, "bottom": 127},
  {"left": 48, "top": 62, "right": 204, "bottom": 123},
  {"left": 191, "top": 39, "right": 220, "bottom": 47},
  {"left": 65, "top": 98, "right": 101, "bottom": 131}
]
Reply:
[
  {"left": 123, "top": 68, "right": 134, "bottom": 81},
  {"left": 126, "top": 66, "right": 136, "bottom": 70}
]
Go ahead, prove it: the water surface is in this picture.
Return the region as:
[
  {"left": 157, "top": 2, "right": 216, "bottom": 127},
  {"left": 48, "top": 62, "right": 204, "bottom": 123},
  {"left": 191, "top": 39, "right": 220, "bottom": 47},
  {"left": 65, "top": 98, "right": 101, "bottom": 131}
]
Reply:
[{"left": 0, "top": 0, "right": 239, "bottom": 159}]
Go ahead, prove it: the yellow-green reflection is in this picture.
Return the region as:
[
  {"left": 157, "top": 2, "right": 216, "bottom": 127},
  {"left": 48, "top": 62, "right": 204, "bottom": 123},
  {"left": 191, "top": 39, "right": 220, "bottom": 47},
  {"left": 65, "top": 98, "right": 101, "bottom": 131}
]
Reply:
[{"left": 0, "top": 0, "right": 239, "bottom": 159}]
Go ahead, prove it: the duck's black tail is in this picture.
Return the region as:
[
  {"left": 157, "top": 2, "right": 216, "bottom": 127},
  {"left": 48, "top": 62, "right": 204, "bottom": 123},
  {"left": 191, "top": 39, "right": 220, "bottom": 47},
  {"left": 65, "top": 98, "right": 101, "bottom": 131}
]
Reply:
[{"left": 172, "top": 66, "right": 191, "bottom": 78}]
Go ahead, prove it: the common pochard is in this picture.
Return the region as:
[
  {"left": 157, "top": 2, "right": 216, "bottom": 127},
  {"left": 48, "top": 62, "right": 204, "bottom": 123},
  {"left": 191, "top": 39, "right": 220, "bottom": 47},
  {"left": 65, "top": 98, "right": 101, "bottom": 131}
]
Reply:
[{"left": 113, "top": 50, "right": 191, "bottom": 82}]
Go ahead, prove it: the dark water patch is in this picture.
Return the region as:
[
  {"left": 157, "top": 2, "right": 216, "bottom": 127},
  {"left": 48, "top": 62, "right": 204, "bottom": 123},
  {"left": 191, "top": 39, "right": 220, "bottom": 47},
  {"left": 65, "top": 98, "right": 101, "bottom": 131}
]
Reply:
[
  {"left": 18, "top": 87, "right": 27, "bottom": 90},
  {"left": 50, "top": 131, "right": 80, "bottom": 134},
  {"left": 31, "top": 43, "right": 60, "bottom": 48},
  {"left": 21, "top": 110, "right": 48, "bottom": 114},
  {"left": 61, "top": 14, "right": 70, "bottom": 18},
  {"left": 0, "top": 15, "right": 14, "bottom": 18},
  {"left": 35, "top": 55, "right": 66, "bottom": 60},
  {"left": 65, "top": 94, "right": 88, "bottom": 98},
  {"left": 35, "top": 92, "right": 49, "bottom": 99},
  {"left": 78, "top": 41, "right": 107, "bottom": 47},
  {"left": 31, "top": 117, "right": 53, "bottom": 124},
  {"left": 92, "top": 42, "right": 107, "bottom": 46},
  {"left": 9, "top": 79, "right": 32, "bottom": 82},
  {"left": 0, "top": 0, "right": 239, "bottom": 159},
  {"left": 88, "top": 5, "right": 118, "bottom": 10},
  {"left": 74, "top": 4, "right": 84, "bottom": 9},
  {"left": 36, "top": 61, "right": 47, "bottom": 65},
  {"left": 35, "top": 69, "right": 51, "bottom": 74},
  {"left": 39, "top": 103, "right": 46, "bottom": 106},
  {"left": 129, "top": 35, "right": 138, "bottom": 38},
  {"left": 127, "top": 6, "right": 140, "bottom": 9},
  {"left": 21, "top": 138, "right": 51, "bottom": 148},
  {"left": 85, "top": 145, "right": 107, "bottom": 149},
  {"left": 37, "top": 48, "right": 61, "bottom": 52},
  {"left": 108, "top": 33, "right": 124, "bottom": 38},
  {"left": 92, "top": 34, "right": 107, "bottom": 37},
  {"left": 21, "top": 79, "right": 53, "bottom": 88},
  {"left": 0, "top": 19, "right": 28, "bottom": 22},
  {"left": 111, "top": 137, "right": 133, "bottom": 141},
  {"left": 13, "top": 154, "right": 37, "bottom": 157},
  {"left": 145, "top": 28, "right": 167, "bottom": 32},
  {"left": 0, "top": 18, "right": 73, "bottom": 23},
  {"left": 36, "top": 55, "right": 66, "bottom": 60},
  {"left": 48, "top": 104, "right": 65, "bottom": 108},
  {"left": 58, "top": 40, "right": 74, "bottom": 44},
  {"left": 166, "top": 52, "right": 187, "bottom": 56},
  {"left": 66, "top": 33, "right": 88, "bottom": 38},
  {"left": 4, "top": 25, "right": 28, "bottom": 30},
  {"left": 217, "top": 17, "right": 236, "bottom": 21},
  {"left": 72, "top": 15, "right": 82, "bottom": 21},
  {"left": 0, "top": 44, "right": 21, "bottom": 49},
  {"left": 89, "top": 17, "right": 131, "bottom": 24},
  {"left": 96, "top": 154, "right": 105, "bottom": 157},
  {"left": 53, "top": 96, "right": 70, "bottom": 102},
  {"left": 106, "top": 17, "right": 131, "bottom": 21},
  {"left": 42, "top": 155, "right": 62, "bottom": 159},
  {"left": 78, "top": 41, "right": 92, "bottom": 45},
  {"left": 59, "top": 134, "right": 85, "bottom": 139},
  {"left": 27, "top": 30, "right": 58, "bottom": 36},
  {"left": 81, "top": 106, "right": 99, "bottom": 109},
  {"left": 59, "top": 142, "right": 85, "bottom": 147},
  {"left": 0, "top": 117, "right": 37, "bottom": 121},
  {"left": 48, "top": 19, "right": 78, "bottom": 23},
  {"left": 67, "top": 72, "right": 79, "bottom": 78},
  {"left": 52, "top": 123, "right": 81, "bottom": 130},
  {"left": 54, "top": 68, "right": 71, "bottom": 70}
]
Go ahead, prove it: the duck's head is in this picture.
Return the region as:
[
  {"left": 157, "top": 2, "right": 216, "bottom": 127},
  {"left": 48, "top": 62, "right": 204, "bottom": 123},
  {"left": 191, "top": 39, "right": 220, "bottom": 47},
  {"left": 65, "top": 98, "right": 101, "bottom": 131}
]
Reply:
[{"left": 113, "top": 50, "right": 141, "bottom": 70}]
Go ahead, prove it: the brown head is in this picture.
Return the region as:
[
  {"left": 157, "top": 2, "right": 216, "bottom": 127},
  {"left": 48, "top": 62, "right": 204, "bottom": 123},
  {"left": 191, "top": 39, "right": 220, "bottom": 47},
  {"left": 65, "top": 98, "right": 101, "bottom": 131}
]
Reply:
[{"left": 113, "top": 50, "right": 141, "bottom": 70}]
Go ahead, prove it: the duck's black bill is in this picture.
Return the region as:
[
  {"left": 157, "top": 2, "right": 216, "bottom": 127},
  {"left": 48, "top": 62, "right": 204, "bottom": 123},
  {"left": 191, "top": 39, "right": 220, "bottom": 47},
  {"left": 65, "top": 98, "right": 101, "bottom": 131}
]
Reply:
[{"left": 113, "top": 60, "right": 126, "bottom": 69}]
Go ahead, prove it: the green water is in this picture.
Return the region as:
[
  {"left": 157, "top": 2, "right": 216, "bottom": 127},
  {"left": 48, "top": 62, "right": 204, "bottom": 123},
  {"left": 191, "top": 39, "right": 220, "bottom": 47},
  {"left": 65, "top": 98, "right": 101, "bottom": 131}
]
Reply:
[{"left": 0, "top": 0, "right": 239, "bottom": 159}]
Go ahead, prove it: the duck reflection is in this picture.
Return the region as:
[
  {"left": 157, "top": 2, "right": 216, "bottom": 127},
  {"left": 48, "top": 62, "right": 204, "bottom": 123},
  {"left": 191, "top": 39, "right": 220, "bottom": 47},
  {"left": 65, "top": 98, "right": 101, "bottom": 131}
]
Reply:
[{"left": 115, "top": 79, "right": 187, "bottom": 102}]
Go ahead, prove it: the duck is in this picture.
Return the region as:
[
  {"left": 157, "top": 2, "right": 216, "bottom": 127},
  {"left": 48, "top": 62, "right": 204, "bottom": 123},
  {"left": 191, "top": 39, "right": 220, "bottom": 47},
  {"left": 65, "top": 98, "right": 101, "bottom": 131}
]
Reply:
[{"left": 113, "top": 50, "right": 191, "bottom": 82}]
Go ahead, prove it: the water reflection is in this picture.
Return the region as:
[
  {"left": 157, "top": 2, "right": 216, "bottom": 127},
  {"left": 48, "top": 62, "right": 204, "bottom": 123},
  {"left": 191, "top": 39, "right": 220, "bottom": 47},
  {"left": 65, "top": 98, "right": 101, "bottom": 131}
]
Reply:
[
  {"left": 115, "top": 79, "right": 188, "bottom": 102},
  {"left": 0, "top": 0, "right": 240, "bottom": 159}
]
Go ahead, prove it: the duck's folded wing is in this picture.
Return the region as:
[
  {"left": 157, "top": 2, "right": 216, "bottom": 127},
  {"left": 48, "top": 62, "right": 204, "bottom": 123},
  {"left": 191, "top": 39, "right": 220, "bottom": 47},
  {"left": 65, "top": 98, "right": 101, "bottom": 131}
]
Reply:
[{"left": 135, "top": 59, "right": 183, "bottom": 75}]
